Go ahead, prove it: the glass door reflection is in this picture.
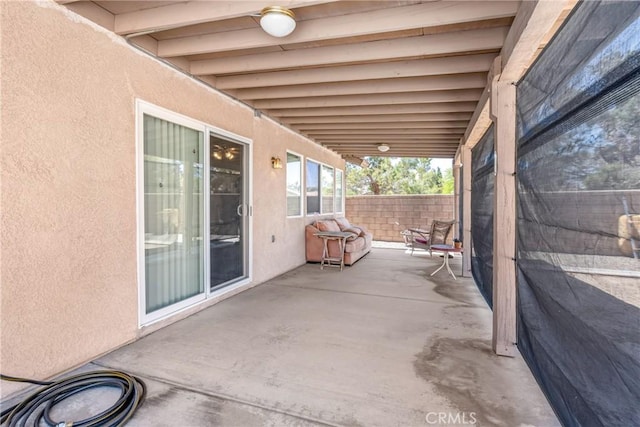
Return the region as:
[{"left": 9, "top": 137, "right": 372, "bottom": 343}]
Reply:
[{"left": 209, "top": 136, "right": 246, "bottom": 290}]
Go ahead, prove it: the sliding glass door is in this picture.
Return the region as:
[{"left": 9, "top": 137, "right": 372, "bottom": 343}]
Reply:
[
  {"left": 138, "top": 101, "right": 252, "bottom": 324},
  {"left": 141, "top": 113, "right": 205, "bottom": 319},
  {"left": 209, "top": 135, "right": 249, "bottom": 290}
]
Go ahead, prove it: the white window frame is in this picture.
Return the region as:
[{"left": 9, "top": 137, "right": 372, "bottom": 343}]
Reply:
[
  {"left": 335, "top": 168, "right": 345, "bottom": 214},
  {"left": 321, "top": 164, "right": 335, "bottom": 215},
  {"left": 286, "top": 150, "right": 304, "bottom": 218},
  {"left": 305, "top": 158, "right": 343, "bottom": 217},
  {"left": 306, "top": 159, "right": 322, "bottom": 216}
]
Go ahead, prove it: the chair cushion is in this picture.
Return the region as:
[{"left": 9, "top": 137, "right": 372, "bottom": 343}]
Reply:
[{"left": 415, "top": 237, "right": 429, "bottom": 245}]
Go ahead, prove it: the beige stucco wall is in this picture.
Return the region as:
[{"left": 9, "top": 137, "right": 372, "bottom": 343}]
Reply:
[
  {"left": 251, "top": 115, "right": 343, "bottom": 280},
  {"left": 0, "top": 1, "right": 343, "bottom": 396}
]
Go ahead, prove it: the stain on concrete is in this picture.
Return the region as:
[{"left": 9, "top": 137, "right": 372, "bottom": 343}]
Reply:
[
  {"left": 432, "top": 280, "right": 483, "bottom": 307},
  {"left": 266, "top": 324, "right": 293, "bottom": 345},
  {"left": 414, "top": 336, "right": 519, "bottom": 427},
  {"left": 133, "top": 385, "right": 224, "bottom": 426},
  {"left": 142, "top": 386, "right": 182, "bottom": 408},
  {"left": 193, "top": 397, "right": 226, "bottom": 426},
  {"left": 439, "top": 305, "right": 489, "bottom": 333},
  {"left": 340, "top": 415, "right": 366, "bottom": 427}
]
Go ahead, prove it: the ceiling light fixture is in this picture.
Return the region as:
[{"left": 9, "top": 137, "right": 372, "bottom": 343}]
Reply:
[
  {"left": 377, "top": 144, "right": 390, "bottom": 153},
  {"left": 260, "top": 6, "right": 296, "bottom": 38},
  {"left": 212, "top": 145, "right": 237, "bottom": 161}
]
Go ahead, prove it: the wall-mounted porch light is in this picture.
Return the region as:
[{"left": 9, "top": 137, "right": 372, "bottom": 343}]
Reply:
[{"left": 271, "top": 156, "right": 283, "bottom": 169}]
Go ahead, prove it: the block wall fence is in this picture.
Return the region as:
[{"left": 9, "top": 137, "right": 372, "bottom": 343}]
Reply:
[{"left": 346, "top": 195, "right": 456, "bottom": 243}]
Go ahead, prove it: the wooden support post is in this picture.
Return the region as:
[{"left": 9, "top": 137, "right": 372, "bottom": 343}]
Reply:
[
  {"left": 453, "top": 148, "right": 461, "bottom": 239},
  {"left": 490, "top": 74, "right": 517, "bottom": 357},
  {"left": 462, "top": 144, "right": 472, "bottom": 277}
]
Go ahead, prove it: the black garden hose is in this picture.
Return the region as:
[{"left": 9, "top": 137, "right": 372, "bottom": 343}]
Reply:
[{"left": 1, "top": 370, "right": 146, "bottom": 427}]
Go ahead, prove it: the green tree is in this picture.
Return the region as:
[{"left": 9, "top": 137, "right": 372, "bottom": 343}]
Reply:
[
  {"left": 346, "top": 157, "right": 397, "bottom": 195},
  {"left": 346, "top": 157, "right": 454, "bottom": 195},
  {"left": 442, "top": 168, "right": 455, "bottom": 194}
]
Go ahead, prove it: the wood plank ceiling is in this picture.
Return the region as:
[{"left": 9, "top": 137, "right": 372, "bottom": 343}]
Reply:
[{"left": 61, "top": 0, "right": 522, "bottom": 160}]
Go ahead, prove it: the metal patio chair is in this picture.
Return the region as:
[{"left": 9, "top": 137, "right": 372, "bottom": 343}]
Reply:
[{"left": 403, "top": 220, "right": 455, "bottom": 256}]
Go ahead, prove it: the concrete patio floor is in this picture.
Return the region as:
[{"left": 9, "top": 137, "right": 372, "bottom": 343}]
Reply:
[{"left": 7, "top": 248, "right": 559, "bottom": 426}]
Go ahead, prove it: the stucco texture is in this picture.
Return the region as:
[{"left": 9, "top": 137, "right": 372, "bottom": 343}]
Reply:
[
  {"left": 251, "top": 116, "right": 344, "bottom": 281},
  {"left": 0, "top": 1, "right": 343, "bottom": 396}
]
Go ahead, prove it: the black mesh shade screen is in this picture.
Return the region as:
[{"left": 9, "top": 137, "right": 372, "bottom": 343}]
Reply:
[
  {"left": 471, "top": 125, "right": 495, "bottom": 308},
  {"left": 515, "top": 2, "right": 640, "bottom": 425}
]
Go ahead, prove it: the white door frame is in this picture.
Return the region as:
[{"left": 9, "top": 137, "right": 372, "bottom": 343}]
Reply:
[
  {"left": 136, "top": 99, "right": 253, "bottom": 326},
  {"left": 205, "top": 127, "right": 253, "bottom": 299}
]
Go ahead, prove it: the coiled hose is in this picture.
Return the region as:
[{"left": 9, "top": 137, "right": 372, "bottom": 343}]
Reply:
[{"left": 1, "top": 370, "right": 146, "bottom": 426}]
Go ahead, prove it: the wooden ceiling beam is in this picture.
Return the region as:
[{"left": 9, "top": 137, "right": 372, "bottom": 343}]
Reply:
[
  {"left": 330, "top": 141, "right": 460, "bottom": 146},
  {"left": 322, "top": 147, "right": 459, "bottom": 153},
  {"left": 266, "top": 102, "right": 478, "bottom": 117},
  {"left": 215, "top": 54, "right": 496, "bottom": 89},
  {"left": 330, "top": 145, "right": 457, "bottom": 149},
  {"left": 462, "top": 76, "right": 492, "bottom": 149},
  {"left": 333, "top": 154, "right": 458, "bottom": 157},
  {"left": 342, "top": 155, "right": 366, "bottom": 166},
  {"left": 282, "top": 114, "right": 473, "bottom": 124},
  {"left": 190, "top": 26, "right": 509, "bottom": 74},
  {"left": 114, "top": 0, "right": 335, "bottom": 35},
  {"left": 500, "top": 0, "right": 577, "bottom": 82},
  {"left": 325, "top": 143, "right": 460, "bottom": 148},
  {"left": 460, "top": 52, "right": 498, "bottom": 149},
  {"left": 64, "top": 1, "right": 115, "bottom": 30},
  {"left": 327, "top": 146, "right": 458, "bottom": 152},
  {"left": 307, "top": 132, "right": 465, "bottom": 139},
  {"left": 314, "top": 135, "right": 462, "bottom": 141},
  {"left": 330, "top": 144, "right": 458, "bottom": 150},
  {"left": 341, "top": 155, "right": 456, "bottom": 159},
  {"left": 330, "top": 145, "right": 458, "bottom": 149},
  {"left": 332, "top": 151, "right": 457, "bottom": 155},
  {"left": 295, "top": 121, "right": 469, "bottom": 130},
  {"left": 310, "top": 135, "right": 465, "bottom": 141},
  {"left": 252, "top": 89, "right": 483, "bottom": 109},
  {"left": 235, "top": 73, "right": 487, "bottom": 100},
  {"left": 320, "top": 147, "right": 460, "bottom": 153},
  {"left": 162, "top": 2, "right": 517, "bottom": 57},
  {"left": 331, "top": 155, "right": 456, "bottom": 159}
]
